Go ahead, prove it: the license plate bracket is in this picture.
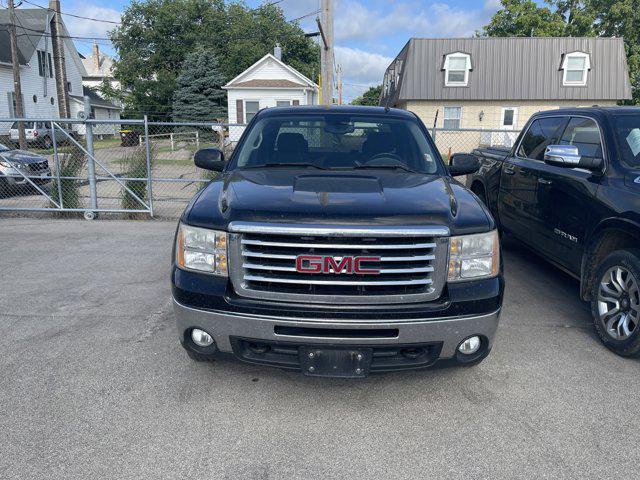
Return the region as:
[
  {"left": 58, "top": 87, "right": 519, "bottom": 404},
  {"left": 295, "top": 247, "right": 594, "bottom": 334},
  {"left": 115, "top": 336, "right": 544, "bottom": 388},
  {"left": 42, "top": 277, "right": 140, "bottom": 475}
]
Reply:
[{"left": 299, "top": 347, "right": 373, "bottom": 378}]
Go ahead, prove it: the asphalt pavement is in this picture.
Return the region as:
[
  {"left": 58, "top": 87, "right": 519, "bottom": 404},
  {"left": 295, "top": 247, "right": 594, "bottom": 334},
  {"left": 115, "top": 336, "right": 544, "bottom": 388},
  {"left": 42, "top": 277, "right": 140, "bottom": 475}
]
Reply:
[{"left": 1, "top": 218, "right": 638, "bottom": 479}]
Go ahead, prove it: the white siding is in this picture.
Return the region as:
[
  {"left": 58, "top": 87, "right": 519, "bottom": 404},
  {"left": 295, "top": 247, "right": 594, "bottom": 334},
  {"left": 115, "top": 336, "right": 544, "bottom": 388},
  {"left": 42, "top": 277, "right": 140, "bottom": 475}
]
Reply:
[
  {"left": 227, "top": 87, "right": 313, "bottom": 140},
  {"left": 240, "top": 57, "right": 304, "bottom": 84},
  {"left": 0, "top": 28, "right": 86, "bottom": 134}
]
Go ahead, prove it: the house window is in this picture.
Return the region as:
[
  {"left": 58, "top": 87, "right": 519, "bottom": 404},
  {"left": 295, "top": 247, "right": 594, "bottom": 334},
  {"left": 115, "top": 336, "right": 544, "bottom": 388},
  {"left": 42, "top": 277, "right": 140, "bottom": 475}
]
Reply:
[
  {"left": 443, "top": 52, "right": 471, "bottom": 86},
  {"left": 443, "top": 107, "right": 462, "bottom": 129},
  {"left": 37, "top": 51, "right": 53, "bottom": 78},
  {"left": 562, "top": 52, "right": 590, "bottom": 86},
  {"left": 276, "top": 100, "right": 291, "bottom": 107},
  {"left": 501, "top": 107, "right": 518, "bottom": 129},
  {"left": 245, "top": 101, "right": 260, "bottom": 123},
  {"left": 66, "top": 82, "right": 72, "bottom": 93}
]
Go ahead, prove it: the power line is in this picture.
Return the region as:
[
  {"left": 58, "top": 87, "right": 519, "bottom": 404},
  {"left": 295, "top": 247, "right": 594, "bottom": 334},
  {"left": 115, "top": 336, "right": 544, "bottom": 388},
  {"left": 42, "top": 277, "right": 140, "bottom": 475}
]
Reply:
[
  {"left": 289, "top": 9, "right": 320, "bottom": 22},
  {"left": 19, "top": 0, "right": 122, "bottom": 25}
]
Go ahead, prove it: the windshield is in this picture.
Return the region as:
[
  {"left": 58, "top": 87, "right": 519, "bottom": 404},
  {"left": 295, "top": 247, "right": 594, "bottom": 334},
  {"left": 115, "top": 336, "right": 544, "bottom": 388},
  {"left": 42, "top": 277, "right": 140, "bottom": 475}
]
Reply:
[
  {"left": 613, "top": 114, "right": 640, "bottom": 168},
  {"left": 11, "top": 121, "right": 35, "bottom": 129},
  {"left": 232, "top": 114, "right": 441, "bottom": 174}
]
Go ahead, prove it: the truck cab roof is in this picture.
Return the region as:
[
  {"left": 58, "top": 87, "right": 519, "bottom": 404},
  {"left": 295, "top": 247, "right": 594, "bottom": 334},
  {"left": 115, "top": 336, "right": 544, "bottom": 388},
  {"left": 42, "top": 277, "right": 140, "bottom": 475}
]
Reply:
[
  {"left": 256, "top": 105, "right": 417, "bottom": 120},
  {"left": 533, "top": 106, "right": 640, "bottom": 120}
]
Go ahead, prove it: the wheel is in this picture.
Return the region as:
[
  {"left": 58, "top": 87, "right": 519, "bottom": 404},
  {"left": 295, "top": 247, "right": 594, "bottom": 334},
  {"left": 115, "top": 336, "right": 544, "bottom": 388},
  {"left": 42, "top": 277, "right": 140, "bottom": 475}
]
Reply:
[
  {"left": 590, "top": 249, "right": 640, "bottom": 357},
  {"left": 83, "top": 210, "right": 96, "bottom": 220}
]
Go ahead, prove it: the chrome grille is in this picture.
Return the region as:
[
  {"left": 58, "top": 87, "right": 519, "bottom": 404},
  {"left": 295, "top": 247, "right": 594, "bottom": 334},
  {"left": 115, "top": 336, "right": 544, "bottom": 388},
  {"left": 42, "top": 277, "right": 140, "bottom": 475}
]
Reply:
[{"left": 228, "top": 222, "right": 449, "bottom": 305}]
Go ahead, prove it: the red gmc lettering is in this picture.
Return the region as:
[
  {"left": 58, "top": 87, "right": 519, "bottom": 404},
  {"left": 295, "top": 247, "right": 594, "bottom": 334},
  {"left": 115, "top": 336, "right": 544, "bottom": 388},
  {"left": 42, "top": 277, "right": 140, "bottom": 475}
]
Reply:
[
  {"left": 295, "top": 255, "right": 381, "bottom": 275},
  {"left": 354, "top": 257, "right": 381, "bottom": 275},
  {"left": 296, "top": 255, "right": 323, "bottom": 273}
]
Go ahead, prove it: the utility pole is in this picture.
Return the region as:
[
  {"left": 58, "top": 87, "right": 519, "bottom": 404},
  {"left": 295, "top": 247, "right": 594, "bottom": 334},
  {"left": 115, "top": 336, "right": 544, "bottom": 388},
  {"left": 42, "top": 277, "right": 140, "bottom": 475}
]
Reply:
[
  {"left": 318, "top": 0, "right": 334, "bottom": 105},
  {"left": 337, "top": 64, "right": 342, "bottom": 105},
  {"left": 50, "top": 0, "right": 70, "bottom": 119},
  {"left": 8, "top": 0, "right": 27, "bottom": 150}
]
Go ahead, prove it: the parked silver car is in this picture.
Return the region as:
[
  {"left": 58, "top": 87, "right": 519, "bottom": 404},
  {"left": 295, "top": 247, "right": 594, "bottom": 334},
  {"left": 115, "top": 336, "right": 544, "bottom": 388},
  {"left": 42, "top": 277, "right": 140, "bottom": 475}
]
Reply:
[
  {"left": 9, "top": 121, "right": 77, "bottom": 149},
  {"left": 0, "top": 142, "right": 51, "bottom": 195}
]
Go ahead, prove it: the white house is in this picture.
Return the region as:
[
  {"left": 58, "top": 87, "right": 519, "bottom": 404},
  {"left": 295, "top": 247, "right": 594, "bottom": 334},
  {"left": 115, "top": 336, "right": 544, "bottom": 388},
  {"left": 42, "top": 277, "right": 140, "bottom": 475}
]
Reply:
[
  {"left": 0, "top": 8, "right": 120, "bottom": 135},
  {"left": 223, "top": 45, "right": 318, "bottom": 140}
]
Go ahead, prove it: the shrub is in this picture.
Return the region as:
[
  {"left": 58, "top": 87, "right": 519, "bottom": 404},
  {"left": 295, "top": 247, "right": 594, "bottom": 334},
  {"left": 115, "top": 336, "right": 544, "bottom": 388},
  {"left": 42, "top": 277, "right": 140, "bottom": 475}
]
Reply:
[
  {"left": 49, "top": 144, "right": 86, "bottom": 212},
  {"left": 120, "top": 145, "right": 153, "bottom": 217}
]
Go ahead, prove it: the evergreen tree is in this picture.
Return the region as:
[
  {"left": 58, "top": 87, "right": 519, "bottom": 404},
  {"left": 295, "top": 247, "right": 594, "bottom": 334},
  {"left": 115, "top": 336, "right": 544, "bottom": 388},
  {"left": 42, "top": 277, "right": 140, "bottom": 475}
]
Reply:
[{"left": 172, "top": 49, "right": 226, "bottom": 122}]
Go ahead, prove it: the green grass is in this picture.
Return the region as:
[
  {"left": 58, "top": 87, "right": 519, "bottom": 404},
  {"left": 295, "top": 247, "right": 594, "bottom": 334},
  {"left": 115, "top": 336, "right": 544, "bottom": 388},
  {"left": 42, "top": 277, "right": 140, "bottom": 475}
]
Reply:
[{"left": 120, "top": 146, "right": 154, "bottom": 217}]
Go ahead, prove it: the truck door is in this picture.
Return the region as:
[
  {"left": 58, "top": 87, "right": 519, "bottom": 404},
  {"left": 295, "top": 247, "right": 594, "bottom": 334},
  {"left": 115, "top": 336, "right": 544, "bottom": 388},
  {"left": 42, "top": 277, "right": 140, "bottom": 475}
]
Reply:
[
  {"left": 534, "top": 116, "right": 604, "bottom": 273},
  {"left": 498, "top": 116, "right": 568, "bottom": 247}
]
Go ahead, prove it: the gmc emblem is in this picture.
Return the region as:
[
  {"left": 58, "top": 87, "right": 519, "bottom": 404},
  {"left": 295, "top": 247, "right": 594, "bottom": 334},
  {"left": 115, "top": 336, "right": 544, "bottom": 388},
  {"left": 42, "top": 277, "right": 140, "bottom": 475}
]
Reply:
[{"left": 295, "top": 255, "right": 381, "bottom": 275}]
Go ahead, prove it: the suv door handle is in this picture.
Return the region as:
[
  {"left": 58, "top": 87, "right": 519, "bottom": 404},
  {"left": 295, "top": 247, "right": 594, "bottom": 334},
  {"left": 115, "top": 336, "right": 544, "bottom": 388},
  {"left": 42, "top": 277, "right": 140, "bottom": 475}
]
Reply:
[
  {"left": 538, "top": 178, "right": 553, "bottom": 185},
  {"left": 503, "top": 167, "right": 516, "bottom": 175}
]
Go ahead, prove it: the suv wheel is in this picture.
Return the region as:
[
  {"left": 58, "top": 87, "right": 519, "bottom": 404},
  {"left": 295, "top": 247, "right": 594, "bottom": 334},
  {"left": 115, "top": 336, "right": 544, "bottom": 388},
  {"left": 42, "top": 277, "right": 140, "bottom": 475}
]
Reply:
[{"left": 591, "top": 249, "right": 640, "bottom": 357}]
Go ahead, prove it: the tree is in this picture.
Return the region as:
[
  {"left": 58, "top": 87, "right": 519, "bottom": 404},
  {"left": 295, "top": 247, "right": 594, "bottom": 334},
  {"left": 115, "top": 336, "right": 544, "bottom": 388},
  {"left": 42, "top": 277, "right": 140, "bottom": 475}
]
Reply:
[
  {"left": 109, "top": 0, "right": 319, "bottom": 119},
  {"left": 172, "top": 49, "right": 226, "bottom": 121},
  {"left": 480, "top": 0, "right": 568, "bottom": 37},
  {"left": 351, "top": 85, "right": 382, "bottom": 106},
  {"left": 588, "top": 0, "right": 640, "bottom": 104}
]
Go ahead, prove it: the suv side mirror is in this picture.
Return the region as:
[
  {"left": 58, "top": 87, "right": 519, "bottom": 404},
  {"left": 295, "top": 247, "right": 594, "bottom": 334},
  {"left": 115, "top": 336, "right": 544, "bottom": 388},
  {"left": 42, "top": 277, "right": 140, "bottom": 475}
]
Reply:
[
  {"left": 194, "top": 148, "right": 225, "bottom": 172},
  {"left": 448, "top": 153, "right": 480, "bottom": 176},
  {"left": 544, "top": 145, "right": 603, "bottom": 171}
]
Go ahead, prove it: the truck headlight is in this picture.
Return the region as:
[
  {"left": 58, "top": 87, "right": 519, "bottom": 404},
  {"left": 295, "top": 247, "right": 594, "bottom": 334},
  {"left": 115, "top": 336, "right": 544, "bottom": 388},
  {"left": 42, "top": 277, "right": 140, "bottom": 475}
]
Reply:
[
  {"left": 175, "top": 224, "right": 228, "bottom": 276},
  {"left": 448, "top": 230, "right": 499, "bottom": 282}
]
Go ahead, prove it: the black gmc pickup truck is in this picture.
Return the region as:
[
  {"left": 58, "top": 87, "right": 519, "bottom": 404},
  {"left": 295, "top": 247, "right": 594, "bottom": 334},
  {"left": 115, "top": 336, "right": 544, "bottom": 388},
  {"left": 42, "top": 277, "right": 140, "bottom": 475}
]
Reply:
[
  {"left": 467, "top": 107, "right": 640, "bottom": 357},
  {"left": 172, "top": 106, "right": 503, "bottom": 377}
]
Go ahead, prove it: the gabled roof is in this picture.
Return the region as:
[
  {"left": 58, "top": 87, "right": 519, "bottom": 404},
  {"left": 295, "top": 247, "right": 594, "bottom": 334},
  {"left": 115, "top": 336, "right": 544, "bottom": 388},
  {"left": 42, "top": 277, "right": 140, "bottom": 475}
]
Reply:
[
  {"left": 70, "top": 86, "right": 121, "bottom": 110},
  {"left": 224, "top": 53, "right": 317, "bottom": 90},
  {"left": 381, "top": 37, "right": 632, "bottom": 104},
  {"left": 0, "top": 9, "right": 49, "bottom": 65},
  {"left": 232, "top": 79, "right": 306, "bottom": 88},
  {"left": 0, "top": 8, "right": 86, "bottom": 75}
]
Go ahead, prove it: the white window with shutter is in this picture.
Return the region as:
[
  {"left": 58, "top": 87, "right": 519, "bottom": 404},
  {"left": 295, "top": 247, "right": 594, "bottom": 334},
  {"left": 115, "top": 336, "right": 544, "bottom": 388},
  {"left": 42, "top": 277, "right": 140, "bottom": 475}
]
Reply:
[
  {"left": 443, "top": 52, "right": 471, "bottom": 87},
  {"left": 562, "top": 52, "right": 590, "bottom": 86}
]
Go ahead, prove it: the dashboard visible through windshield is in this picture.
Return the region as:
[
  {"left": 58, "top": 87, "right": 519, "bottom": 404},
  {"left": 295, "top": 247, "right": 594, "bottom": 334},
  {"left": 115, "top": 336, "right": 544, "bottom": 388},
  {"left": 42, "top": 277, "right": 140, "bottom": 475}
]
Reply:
[{"left": 231, "top": 114, "right": 441, "bottom": 174}]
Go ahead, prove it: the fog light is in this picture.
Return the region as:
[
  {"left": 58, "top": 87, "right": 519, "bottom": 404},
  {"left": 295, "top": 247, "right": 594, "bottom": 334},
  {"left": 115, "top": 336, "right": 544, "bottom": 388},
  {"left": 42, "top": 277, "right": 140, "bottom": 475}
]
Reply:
[
  {"left": 458, "top": 336, "right": 481, "bottom": 355},
  {"left": 191, "top": 328, "right": 214, "bottom": 347}
]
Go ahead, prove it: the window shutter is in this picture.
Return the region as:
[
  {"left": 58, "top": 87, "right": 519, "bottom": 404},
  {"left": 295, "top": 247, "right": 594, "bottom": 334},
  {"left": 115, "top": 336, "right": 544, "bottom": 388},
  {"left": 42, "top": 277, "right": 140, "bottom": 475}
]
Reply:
[
  {"left": 292, "top": 100, "right": 300, "bottom": 106},
  {"left": 236, "top": 99, "right": 244, "bottom": 123}
]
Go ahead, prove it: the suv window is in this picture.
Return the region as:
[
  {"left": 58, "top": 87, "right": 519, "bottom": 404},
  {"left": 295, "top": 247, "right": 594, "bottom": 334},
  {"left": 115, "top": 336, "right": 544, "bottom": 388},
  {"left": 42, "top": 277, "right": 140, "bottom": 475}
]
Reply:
[
  {"left": 559, "top": 117, "right": 603, "bottom": 162},
  {"left": 517, "top": 117, "right": 567, "bottom": 160}
]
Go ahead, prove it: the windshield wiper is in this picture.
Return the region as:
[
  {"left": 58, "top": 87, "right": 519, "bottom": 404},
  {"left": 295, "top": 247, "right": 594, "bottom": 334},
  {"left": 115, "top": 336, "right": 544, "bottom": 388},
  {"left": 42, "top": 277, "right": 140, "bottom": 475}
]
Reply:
[
  {"left": 353, "top": 163, "right": 420, "bottom": 173},
  {"left": 241, "top": 162, "right": 328, "bottom": 170}
]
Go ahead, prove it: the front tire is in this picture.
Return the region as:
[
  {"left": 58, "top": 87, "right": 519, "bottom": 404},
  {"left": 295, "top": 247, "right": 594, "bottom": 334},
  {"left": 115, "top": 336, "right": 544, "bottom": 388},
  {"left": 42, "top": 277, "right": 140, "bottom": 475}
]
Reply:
[{"left": 590, "top": 249, "right": 640, "bottom": 357}]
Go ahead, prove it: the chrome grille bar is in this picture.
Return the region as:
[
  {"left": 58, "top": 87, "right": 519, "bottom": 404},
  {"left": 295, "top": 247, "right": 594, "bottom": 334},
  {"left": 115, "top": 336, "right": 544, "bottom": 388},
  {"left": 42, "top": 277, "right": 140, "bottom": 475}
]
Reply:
[
  {"left": 242, "top": 263, "right": 435, "bottom": 274},
  {"left": 241, "top": 239, "right": 437, "bottom": 250},
  {"left": 243, "top": 275, "right": 433, "bottom": 286}
]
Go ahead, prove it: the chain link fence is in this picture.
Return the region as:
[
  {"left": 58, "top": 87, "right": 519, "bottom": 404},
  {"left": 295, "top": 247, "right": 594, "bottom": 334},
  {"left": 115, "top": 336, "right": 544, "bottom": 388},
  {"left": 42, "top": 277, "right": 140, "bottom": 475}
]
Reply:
[
  {"left": 0, "top": 117, "right": 243, "bottom": 218},
  {"left": 0, "top": 115, "right": 519, "bottom": 219}
]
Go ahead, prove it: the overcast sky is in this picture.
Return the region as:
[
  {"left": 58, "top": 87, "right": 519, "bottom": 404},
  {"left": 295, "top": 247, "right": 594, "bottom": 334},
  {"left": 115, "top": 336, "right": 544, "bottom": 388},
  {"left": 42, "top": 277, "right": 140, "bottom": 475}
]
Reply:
[{"left": 21, "top": 0, "right": 505, "bottom": 102}]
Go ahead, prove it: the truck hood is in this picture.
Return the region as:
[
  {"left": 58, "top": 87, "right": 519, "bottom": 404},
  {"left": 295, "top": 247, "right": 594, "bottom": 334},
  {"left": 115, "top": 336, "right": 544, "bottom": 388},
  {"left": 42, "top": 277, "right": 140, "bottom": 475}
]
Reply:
[{"left": 186, "top": 168, "right": 493, "bottom": 235}]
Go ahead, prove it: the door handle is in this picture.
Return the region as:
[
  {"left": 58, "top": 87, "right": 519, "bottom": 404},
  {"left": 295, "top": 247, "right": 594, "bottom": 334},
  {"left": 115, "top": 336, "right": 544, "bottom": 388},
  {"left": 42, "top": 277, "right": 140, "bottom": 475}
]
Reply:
[
  {"left": 503, "top": 167, "right": 516, "bottom": 175},
  {"left": 538, "top": 178, "right": 553, "bottom": 185}
]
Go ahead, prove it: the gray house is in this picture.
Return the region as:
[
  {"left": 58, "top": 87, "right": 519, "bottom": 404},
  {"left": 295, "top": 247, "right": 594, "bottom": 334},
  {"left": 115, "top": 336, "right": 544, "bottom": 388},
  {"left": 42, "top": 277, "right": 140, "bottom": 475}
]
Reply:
[{"left": 380, "top": 37, "right": 632, "bottom": 149}]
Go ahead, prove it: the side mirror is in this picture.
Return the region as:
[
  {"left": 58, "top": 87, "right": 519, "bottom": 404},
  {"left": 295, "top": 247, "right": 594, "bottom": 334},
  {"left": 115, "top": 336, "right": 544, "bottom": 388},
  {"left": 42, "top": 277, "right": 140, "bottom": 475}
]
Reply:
[
  {"left": 544, "top": 145, "right": 603, "bottom": 170},
  {"left": 194, "top": 148, "right": 225, "bottom": 172},
  {"left": 448, "top": 153, "right": 480, "bottom": 176}
]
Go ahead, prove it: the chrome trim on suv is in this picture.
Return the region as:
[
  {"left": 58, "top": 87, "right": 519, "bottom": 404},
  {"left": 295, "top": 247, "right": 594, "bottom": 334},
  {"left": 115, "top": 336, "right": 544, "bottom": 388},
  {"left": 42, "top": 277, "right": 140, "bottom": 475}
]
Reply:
[{"left": 228, "top": 222, "right": 449, "bottom": 305}]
